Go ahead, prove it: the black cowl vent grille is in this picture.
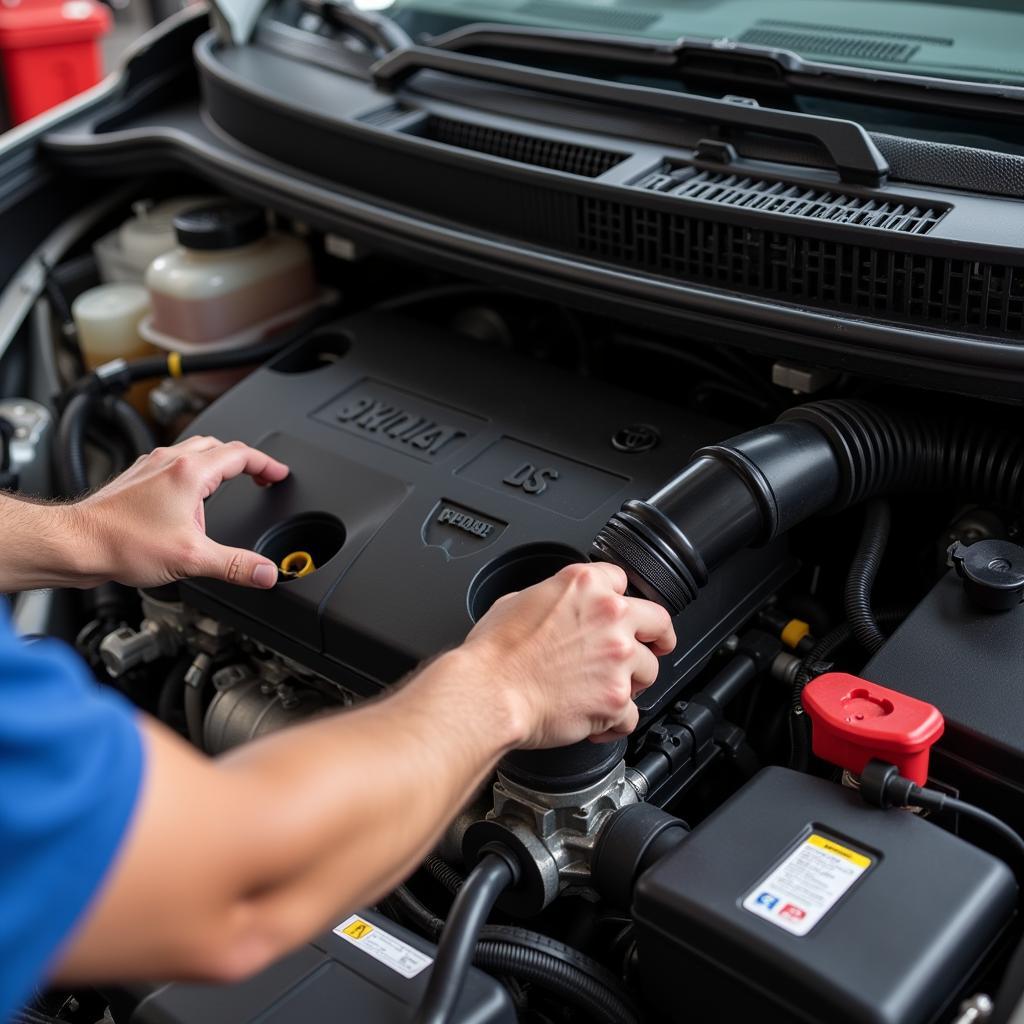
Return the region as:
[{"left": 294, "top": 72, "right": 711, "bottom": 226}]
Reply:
[
  {"left": 576, "top": 197, "right": 1024, "bottom": 335},
  {"left": 738, "top": 26, "right": 919, "bottom": 63},
  {"left": 633, "top": 167, "right": 947, "bottom": 236},
  {"left": 415, "top": 115, "right": 625, "bottom": 178}
]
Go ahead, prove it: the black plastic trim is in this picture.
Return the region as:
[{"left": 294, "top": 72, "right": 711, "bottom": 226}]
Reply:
[{"left": 370, "top": 46, "right": 889, "bottom": 186}]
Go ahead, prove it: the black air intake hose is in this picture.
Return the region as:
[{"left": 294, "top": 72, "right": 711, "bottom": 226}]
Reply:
[{"left": 593, "top": 399, "right": 1024, "bottom": 614}]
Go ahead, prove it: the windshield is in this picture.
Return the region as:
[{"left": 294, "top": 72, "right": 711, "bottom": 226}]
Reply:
[{"left": 366, "top": 0, "right": 1024, "bottom": 85}]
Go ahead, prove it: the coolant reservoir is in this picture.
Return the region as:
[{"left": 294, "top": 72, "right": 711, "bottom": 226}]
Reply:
[
  {"left": 72, "top": 283, "right": 152, "bottom": 367},
  {"left": 144, "top": 203, "right": 316, "bottom": 344},
  {"left": 72, "top": 283, "right": 157, "bottom": 411}
]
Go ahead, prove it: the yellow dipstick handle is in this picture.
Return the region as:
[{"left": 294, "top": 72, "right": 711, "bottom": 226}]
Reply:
[{"left": 280, "top": 551, "right": 316, "bottom": 578}]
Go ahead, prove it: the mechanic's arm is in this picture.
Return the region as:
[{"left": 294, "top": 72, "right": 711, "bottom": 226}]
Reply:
[{"left": 33, "top": 437, "right": 674, "bottom": 986}]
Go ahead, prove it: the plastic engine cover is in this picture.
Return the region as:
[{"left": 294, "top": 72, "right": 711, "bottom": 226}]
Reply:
[{"left": 179, "top": 312, "right": 794, "bottom": 711}]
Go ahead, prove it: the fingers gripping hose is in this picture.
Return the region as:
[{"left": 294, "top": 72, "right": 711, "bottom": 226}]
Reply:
[{"left": 594, "top": 399, "right": 1024, "bottom": 614}]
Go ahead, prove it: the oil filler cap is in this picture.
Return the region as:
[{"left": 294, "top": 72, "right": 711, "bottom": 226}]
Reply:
[
  {"left": 949, "top": 539, "right": 1024, "bottom": 612},
  {"left": 802, "top": 673, "right": 944, "bottom": 786}
]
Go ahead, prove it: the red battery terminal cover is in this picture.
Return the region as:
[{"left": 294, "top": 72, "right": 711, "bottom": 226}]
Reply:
[{"left": 802, "top": 672, "right": 944, "bottom": 786}]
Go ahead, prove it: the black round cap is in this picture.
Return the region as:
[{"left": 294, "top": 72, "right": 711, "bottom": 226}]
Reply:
[
  {"left": 173, "top": 202, "right": 267, "bottom": 251},
  {"left": 499, "top": 738, "right": 627, "bottom": 793},
  {"left": 949, "top": 539, "right": 1024, "bottom": 612}
]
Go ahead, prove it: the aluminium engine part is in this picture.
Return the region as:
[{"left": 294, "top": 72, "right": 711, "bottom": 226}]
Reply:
[
  {"left": 461, "top": 758, "right": 646, "bottom": 915},
  {"left": 203, "top": 666, "right": 332, "bottom": 753},
  {"left": 0, "top": 399, "right": 52, "bottom": 495}
]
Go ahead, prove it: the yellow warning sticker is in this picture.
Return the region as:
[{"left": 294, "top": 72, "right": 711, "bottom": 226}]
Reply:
[
  {"left": 807, "top": 833, "right": 872, "bottom": 869},
  {"left": 743, "top": 832, "right": 873, "bottom": 936},
  {"left": 334, "top": 914, "right": 433, "bottom": 979},
  {"left": 342, "top": 918, "right": 374, "bottom": 941}
]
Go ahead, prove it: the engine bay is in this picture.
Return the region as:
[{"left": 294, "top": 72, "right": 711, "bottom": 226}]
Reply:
[{"left": 4, "top": 4, "right": 1024, "bottom": 1020}]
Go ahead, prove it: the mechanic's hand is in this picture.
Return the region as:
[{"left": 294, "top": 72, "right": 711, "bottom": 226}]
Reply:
[
  {"left": 463, "top": 562, "right": 676, "bottom": 748},
  {"left": 70, "top": 436, "right": 289, "bottom": 589}
]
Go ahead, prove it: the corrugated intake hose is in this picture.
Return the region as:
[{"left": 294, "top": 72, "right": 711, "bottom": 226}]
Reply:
[
  {"left": 842, "top": 499, "right": 892, "bottom": 655},
  {"left": 593, "top": 399, "right": 1024, "bottom": 615}
]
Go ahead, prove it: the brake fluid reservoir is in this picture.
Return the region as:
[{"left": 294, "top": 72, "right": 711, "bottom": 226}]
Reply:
[{"left": 145, "top": 203, "right": 316, "bottom": 344}]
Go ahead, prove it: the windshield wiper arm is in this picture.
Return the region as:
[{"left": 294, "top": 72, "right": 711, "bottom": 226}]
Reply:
[
  {"left": 427, "top": 21, "right": 1024, "bottom": 122},
  {"left": 372, "top": 45, "right": 889, "bottom": 186}
]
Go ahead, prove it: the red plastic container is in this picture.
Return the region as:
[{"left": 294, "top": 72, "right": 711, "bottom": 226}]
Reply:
[{"left": 0, "top": 0, "right": 110, "bottom": 126}]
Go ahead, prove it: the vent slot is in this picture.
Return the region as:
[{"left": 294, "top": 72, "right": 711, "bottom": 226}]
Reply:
[
  {"left": 633, "top": 167, "right": 947, "bottom": 235},
  {"left": 410, "top": 116, "right": 626, "bottom": 178},
  {"left": 359, "top": 104, "right": 414, "bottom": 129},
  {"left": 577, "top": 197, "right": 1024, "bottom": 335},
  {"left": 738, "top": 26, "right": 919, "bottom": 63},
  {"left": 514, "top": 0, "right": 659, "bottom": 31}
]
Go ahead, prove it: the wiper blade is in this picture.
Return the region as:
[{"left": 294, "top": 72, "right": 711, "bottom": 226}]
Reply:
[
  {"left": 372, "top": 45, "right": 889, "bottom": 186},
  {"left": 427, "top": 21, "right": 1024, "bottom": 122}
]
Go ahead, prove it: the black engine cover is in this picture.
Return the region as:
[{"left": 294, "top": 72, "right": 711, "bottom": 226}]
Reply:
[{"left": 180, "top": 312, "right": 793, "bottom": 714}]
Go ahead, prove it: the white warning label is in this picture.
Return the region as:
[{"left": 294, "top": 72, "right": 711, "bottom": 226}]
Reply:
[
  {"left": 334, "top": 915, "right": 433, "bottom": 978},
  {"left": 742, "top": 833, "right": 873, "bottom": 936}
]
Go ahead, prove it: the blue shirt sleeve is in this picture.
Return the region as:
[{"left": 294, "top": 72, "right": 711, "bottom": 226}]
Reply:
[{"left": 0, "top": 601, "right": 144, "bottom": 1022}]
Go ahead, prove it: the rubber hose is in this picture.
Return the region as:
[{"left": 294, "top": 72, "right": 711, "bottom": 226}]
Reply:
[
  {"left": 57, "top": 391, "right": 95, "bottom": 495},
  {"left": 471, "top": 941, "right": 640, "bottom": 1024},
  {"left": 389, "top": 887, "right": 638, "bottom": 1024},
  {"left": 100, "top": 394, "right": 156, "bottom": 458},
  {"left": 425, "top": 855, "right": 464, "bottom": 895},
  {"left": 414, "top": 853, "right": 515, "bottom": 1024},
  {"left": 843, "top": 499, "right": 891, "bottom": 655}
]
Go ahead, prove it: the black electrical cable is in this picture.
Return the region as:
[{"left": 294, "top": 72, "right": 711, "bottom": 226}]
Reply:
[
  {"left": 388, "top": 886, "right": 639, "bottom": 1024},
  {"left": 859, "top": 761, "right": 1024, "bottom": 872},
  {"left": 917, "top": 792, "right": 1024, "bottom": 866},
  {"left": 843, "top": 499, "right": 891, "bottom": 655},
  {"left": 414, "top": 852, "right": 516, "bottom": 1024}
]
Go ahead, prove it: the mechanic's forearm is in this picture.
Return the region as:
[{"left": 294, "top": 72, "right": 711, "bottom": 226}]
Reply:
[
  {"left": 0, "top": 494, "right": 103, "bottom": 592},
  {"left": 207, "top": 652, "right": 521, "bottom": 971},
  {"left": 57, "top": 645, "right": 524, "bottom": 982},
  {"left": 224, "top": 647, "right": 520, "bottom": 895}
]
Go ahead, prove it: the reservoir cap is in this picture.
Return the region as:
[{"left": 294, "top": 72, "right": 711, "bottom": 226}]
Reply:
[
  {"left": 949, "top": 539, "right": 1024, "bottom": 612},
  {"left": 173, "top": 202, "right": 267, "bottom": 251},
  {"left": 803, "top": 672, "right": 944, "bottom": 785}
]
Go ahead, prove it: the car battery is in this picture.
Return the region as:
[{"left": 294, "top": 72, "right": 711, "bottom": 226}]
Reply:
[
  {"left": 634, "top": 767, "right": 1016, "bottom": 1024},
  {"left": 123, "top": 909, "right": 515, "bottom": 1024}
]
